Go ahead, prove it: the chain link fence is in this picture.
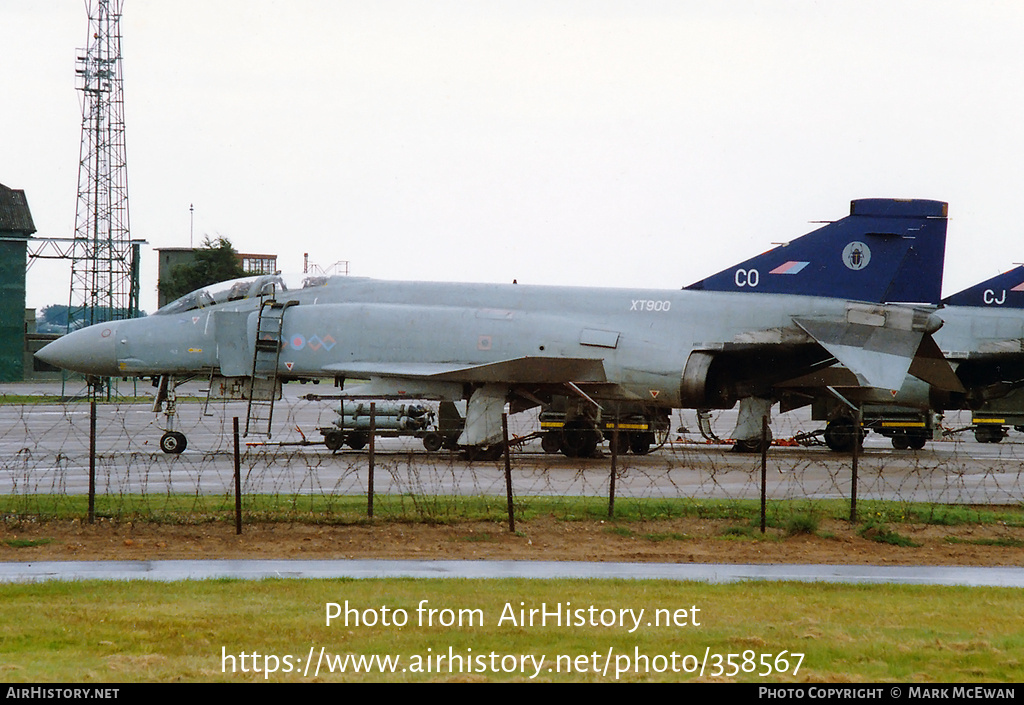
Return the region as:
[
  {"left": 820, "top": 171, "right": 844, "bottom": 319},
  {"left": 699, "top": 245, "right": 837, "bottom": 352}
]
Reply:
[{"left": 1, "top": 391, "right": 1022, "bottom": 525}]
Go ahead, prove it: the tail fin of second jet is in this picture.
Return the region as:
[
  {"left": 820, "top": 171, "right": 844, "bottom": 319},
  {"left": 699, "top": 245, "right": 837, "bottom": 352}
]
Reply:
[
  {"left": 942, "top": 265, "right": 1024, "bottom": 308},
  {"left": 685, "top": 198, "right": 948, "bottom": 304}
]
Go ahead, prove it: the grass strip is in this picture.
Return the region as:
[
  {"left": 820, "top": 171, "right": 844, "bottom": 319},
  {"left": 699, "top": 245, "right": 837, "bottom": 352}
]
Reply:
[
  {"left": 1, "top": 495, "right": 1022, "bottom": 528},
  {"left": 0, "top": 577, "right": 1021, "bottom": 683}
]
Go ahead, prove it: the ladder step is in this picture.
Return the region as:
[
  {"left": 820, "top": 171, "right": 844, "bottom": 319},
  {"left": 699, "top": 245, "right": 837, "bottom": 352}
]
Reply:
[{"left": 245, "top": 298, "right": 297, "bottom": 440}]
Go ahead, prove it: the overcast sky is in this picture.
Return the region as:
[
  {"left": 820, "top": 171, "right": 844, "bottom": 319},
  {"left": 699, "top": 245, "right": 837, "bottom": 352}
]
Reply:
[{"left": 5, "top": 1, "right": 1024, "bottom": 313}]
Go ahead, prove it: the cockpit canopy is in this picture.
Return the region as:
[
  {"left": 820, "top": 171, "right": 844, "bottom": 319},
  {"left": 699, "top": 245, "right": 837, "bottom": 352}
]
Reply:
[{"left": 154, "top": 274, "right": 332, "bottom": 316}]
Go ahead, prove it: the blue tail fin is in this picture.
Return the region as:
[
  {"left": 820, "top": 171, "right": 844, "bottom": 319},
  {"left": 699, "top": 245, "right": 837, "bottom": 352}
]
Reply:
[
  {"left": 685, "top": 199, "right": 948, "bottom": 304},
  {"left": 942, "top": 266, "right": 1024, "bottom": 308}
]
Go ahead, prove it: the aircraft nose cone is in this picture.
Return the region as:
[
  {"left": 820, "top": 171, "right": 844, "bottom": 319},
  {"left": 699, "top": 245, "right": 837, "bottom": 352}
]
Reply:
[{"left": 35, "top": 323, "right": 120, "bottom": 376}]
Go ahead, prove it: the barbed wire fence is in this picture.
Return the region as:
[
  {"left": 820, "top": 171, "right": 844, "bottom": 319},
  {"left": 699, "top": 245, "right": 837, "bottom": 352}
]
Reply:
[{"left": 1, "top": 396, "right": 1023, "bottom": 527}]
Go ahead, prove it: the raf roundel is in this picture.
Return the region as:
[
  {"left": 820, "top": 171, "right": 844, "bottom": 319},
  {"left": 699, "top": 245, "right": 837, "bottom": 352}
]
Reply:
[{"left": 842, "top": 241, "right": 871, "bottom": 271}]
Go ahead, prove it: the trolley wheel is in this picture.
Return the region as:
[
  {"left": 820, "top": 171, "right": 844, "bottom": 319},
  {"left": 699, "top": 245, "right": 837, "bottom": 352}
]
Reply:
[
  {"left": 607, "top": 430, "right": 628, "bottom": 456},
  {"left": 891, "top": 433, "right": 910, "bottom": 450},
  {"left": 629, "top": 432, "right": 654, "bottom": 455},
  {"left": 560, "top": 419, "right": 599, "bottom": 458},
  {"left": 422, "top": 432, "right": 443, "bottom": 452},
  {"left": 907, "top": 429, "right": 928, "bottom": 450},
  {"left": 540, "top": 431, "right": 562, "bottom": 454},
  {"left": 323, "top": 431, "right": 344, "bottom": 451},
  {"left": 974, "top": 426, "right": 1004, "bottom": 443},
  {"left": 823, "top": 418, "right": 862, "bottom": 453}
]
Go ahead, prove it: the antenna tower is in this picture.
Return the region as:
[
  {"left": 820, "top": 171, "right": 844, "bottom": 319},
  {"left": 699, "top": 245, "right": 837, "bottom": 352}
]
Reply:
[{"left": 68, "top": 0, "right": 139, "bottom": 331}]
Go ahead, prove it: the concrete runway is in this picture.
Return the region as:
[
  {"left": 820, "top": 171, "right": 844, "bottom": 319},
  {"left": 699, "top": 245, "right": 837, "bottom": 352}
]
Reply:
[{"left": 1, "top": 381, "right": 1022, "bottom": 504}]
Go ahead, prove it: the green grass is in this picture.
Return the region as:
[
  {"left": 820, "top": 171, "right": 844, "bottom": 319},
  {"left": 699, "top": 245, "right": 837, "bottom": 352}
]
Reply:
[
  {"left": 0, "top": 395, "right": 158, "bottom": 405},
  {"left": 603, "top": 526, "right": 634, "bottom": 538},
  {"left": 1, "top": 494, "right": 1022, "bottom": 681},
  {"left": 0, "top": 395, "right": 71, "bottom": 405},
  {"left": 784, "top": 512, "right": 821, "bottom": 536},
  {"left": 2, "top": 494, "right": 1022, "bottom": 529},
  {"left": 641, "top": 531, "right": 689, "bottom": 542},
  {"left": 0, "top": 578, "right": 1021, "bottom": 682},
  {"left": 602, "top": 526, "right": 690, "bottom": 542},
  {"left": 945, "top": 536, "right": 1024, "bottom": 548},
  {"left": 3, "top": 537, "right": 53, "bottom": 548},
  {"left": 858, "top": 521, "right": 921, "bottom": 547},
  {"left": 719, "top": 525, "right": 759, "bottom": 539}
]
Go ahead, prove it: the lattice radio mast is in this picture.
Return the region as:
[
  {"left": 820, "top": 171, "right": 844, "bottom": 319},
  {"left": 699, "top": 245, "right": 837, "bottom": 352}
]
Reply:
[{"left": 68, "top": 0, "right": 139, "bottom": 331}]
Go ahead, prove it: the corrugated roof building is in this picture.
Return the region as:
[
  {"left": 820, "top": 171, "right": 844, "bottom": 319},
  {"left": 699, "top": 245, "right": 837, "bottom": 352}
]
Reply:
[
  {"left": 0, "top": 183, "right": 36, "bottom": 381},
  {"left": 0, "top": 184, "right": 36, "bottom": 235}
]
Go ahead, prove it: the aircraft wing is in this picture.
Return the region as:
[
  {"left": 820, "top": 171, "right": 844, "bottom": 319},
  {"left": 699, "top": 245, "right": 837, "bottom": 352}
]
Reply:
[
  {"left": 907, "top": 334, "right": 967, "bottom": 392},
  {"left": 323, "top": 356, "right": 607, "bottom": 385},
  {"left": 324, "top": 357, "right": 612, "bottom": 443},
  {"left": 792, "top": 306, "right": 964, "bottom": 393},
  {"left": 938, "top": 338, "right": 1024, "bottom": 406},
  {"left": 947, "top": 338, "right": 1024, "bottom": 358}
]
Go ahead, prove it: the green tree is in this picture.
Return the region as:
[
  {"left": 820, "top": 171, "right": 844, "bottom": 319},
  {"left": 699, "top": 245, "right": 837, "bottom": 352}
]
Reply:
[
  {"left": 158, "top": 236, "right": 248, "bottom": 303},
  {"left": 38, "top": 304, "right": 142, "bottom": 331}
]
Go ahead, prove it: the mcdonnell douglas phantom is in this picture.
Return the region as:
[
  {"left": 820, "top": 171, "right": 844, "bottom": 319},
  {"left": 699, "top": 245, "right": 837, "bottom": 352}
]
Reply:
[
  {"left": 818, "top": 265, "right": 1024, "bottom": 450},
  {"left": 37, "top": 198, "right": 961, "bottom": 455}
]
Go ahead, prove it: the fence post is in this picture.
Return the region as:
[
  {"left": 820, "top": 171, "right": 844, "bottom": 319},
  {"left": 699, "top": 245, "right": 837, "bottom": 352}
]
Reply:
[
  {"left": 760, "top": 414, "right": 768, "bottom": 533},
  {"left": 502, "top": 413, "right": 515, "bottom": 533},
  {"left": 849, "top": 407, "right": 861, "bottom": 523},
  {"left": 368, "top": 402, "right": 376, "bottom": 519},
  {"left": 233, "top": 417, "right": 242, "bottom": 535},
  {"left": 608, "top": 423, "right": 617, "bottom": 519},
  {"left": 88, "top": 379, "right": 97, "bottom": 525}
]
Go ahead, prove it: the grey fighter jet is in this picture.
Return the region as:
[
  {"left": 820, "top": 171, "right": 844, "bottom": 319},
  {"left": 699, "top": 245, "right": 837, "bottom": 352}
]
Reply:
[
  {"left": 821, "top": 265, "right": 1024, "bottom": 450},
  {"left": 37, "top": 198, "right": 960, "bottom": 455}
]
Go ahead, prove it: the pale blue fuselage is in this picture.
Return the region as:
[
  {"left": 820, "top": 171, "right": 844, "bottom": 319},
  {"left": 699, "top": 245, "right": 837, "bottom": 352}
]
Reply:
[{"left": 49, "top": 275, "right": 859, "bottom": 410}]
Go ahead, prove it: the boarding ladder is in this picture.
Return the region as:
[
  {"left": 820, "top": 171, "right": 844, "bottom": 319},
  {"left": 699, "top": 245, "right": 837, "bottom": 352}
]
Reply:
[{"left": 244, "top": 299, "right": 295, "bottom": 437}]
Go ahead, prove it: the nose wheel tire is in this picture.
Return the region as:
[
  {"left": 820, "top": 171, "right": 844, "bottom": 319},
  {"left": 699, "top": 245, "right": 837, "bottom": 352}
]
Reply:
[
  {"left": 462, "top": 444, "right": 504, "bottom": 462},
  {"left": 159, "top": 431, "right": 188, "bottom": 454}
]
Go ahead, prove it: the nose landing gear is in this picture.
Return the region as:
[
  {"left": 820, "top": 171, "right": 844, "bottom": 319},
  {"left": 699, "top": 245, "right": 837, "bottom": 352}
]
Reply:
[{"left": 159, "top": 431, "right": 188, "bottom": 454}]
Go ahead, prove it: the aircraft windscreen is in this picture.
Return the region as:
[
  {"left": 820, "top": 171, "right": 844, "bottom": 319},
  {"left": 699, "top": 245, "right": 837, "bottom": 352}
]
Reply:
[
  {"left": 154, "top": 275, "right": 286, "bottom": 316},
  {"left": 153, "top": 274, "right": 334, "bottom": 316}
]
